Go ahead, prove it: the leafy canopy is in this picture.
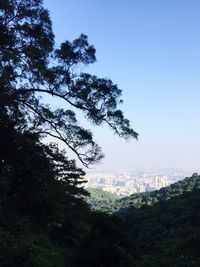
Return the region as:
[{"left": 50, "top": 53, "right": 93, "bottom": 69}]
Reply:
[{"left": 0, "top": 0, "right": 138, "bottom": 167}]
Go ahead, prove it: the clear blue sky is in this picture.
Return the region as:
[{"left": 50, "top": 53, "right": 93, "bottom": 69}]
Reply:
[{"left": 44, "top": 0, "right": 200, "bottom": 172}]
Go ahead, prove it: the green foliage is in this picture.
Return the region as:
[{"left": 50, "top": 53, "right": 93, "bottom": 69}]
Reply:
[
  {"left": 84, "top": 188, "right": 200, "bottom": 266},
  {"left": 73, "top": 212, "right": 134, "bottom": 267},
  {"left": 88, "top": 175, "right": 200, "bottom": 213},
  {"left": 0, "top": 228, "right": 64, "bottom": 267},
  {"left": 0, "top": 124, "right": 91, "bottom": 266},
  {"left": 84, "top": 179, "right": 200, "bottom": 266},
  {"left": 123, "top": 189, "right": 200, "bottom": 266},
  {"left": 117, "top": 175, "right": 200, "bottom": 212},
  {"left": 86, "top": 188, "right": 118, "bottom": 212}
]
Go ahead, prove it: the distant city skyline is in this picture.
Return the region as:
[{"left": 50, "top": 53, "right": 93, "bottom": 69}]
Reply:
[
  {"left": 85, "top": 169, "right": 192, "bottom": 196},
  {"left": 44, "top": 0, "right": 200, "bottom": 171}
]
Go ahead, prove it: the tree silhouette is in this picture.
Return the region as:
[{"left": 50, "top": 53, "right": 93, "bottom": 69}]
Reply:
[
  {"left": 0, "top": 2, "right": 138, "bottom": 265},
  {"left": 0, "top": 0, "right": 138, "bottom": 168}
]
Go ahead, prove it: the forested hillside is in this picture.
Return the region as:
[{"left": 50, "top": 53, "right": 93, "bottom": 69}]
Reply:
[
  {"left": 87, "top": 174, "right": 200, "bottom": 213},
  {"left": 122, "top": 189, "right": 200, "bottom": 267},
  {"left": 86, "top": 188, "right": 118, "bottom": 211},
  {"left": 67, "top": 188, "right": 200, "bottom": 266}
]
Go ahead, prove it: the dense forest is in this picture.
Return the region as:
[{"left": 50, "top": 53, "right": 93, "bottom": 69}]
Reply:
[
  {"left": 86, "top": 187, "right": 118, "bottom": 211},
  {"left": 0, "top": 0, "right": 200, "bottom": 266},
  {"left": 121, "top": 188, "right": 200, "bottom": 266}
]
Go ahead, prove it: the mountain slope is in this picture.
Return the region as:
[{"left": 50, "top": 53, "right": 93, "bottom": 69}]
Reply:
[
  {"left": 123, "top": 189, "right": 200, "bottom": 266},
  {"left": 81, "top": 187, "right": 200, "bottom": 266},
  {"left": 87, "top": 174, "right": 200, "bottom": 213},
  {"left": 116, "top": 173, "right": 200, "bottom": 212}
]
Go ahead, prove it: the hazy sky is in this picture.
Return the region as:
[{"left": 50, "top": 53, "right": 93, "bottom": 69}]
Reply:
[{"left": 44, "top": 0, "right": 200, "bottom": 172}]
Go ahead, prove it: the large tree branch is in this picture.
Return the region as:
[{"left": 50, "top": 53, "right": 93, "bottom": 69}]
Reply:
[
  {"left": 17, "top": 87, "right": 138, "bottom": 139},
  {"left": 19, "top": 99, "right": 92, "bottom": 167},
  {"left": 17, "top": 88, "right": 91, "bottom": 112}
]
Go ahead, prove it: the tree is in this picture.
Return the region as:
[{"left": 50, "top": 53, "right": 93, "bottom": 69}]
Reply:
[
  {"left": 0, "top": 1, "right": 138, "bottom": 266},
  {"left": 0, "top": 0, "right": 138, "bottom": 168}
]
